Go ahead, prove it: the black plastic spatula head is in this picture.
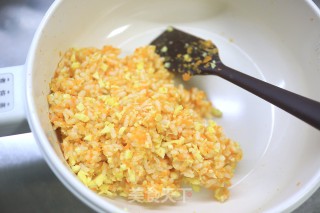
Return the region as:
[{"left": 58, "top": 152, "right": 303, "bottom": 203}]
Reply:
[
  {"left": 151, "top": 27, "right": 221, "bottom": 76},
  {"left": 150, "top": 26, "right": 320, "bottom": 130}
]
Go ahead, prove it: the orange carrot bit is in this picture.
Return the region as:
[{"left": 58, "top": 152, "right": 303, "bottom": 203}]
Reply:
[
  {"left": 182, "top": 72, "right": 192, "bottom": 81},
  {"left": 203, "top": 55, "right": 212, "bottom": 64}
]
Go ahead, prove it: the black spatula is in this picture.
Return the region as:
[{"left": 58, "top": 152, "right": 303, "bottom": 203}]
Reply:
[{"left": 151, "top": 27, "right": 320, "bottom": 130}]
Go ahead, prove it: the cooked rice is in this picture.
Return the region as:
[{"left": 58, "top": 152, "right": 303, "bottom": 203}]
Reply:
[{"left": 48, "top": 45, "right": 242, "bottom": 202}]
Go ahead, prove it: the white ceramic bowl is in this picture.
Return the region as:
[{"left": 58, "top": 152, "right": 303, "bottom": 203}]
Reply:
[{"left": 1, "top": 0, "right": 319, "bottom": 212}]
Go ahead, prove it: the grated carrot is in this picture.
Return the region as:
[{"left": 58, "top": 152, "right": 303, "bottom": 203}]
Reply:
[{"left": 48, "top": 45, "right": 242, "bottom": 203}]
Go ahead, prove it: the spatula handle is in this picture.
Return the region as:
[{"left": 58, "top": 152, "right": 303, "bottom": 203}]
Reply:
[{"left": 204, "top": 65, "right": 320, "bottom": 130}]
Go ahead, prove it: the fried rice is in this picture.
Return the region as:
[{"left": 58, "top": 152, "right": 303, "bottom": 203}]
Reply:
[{"left": 48, "top": 45, "right": 242, "bottom": 203}]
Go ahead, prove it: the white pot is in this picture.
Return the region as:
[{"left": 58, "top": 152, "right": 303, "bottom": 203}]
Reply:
[{"left": 0, "top": 0, "right": 319, "bottom": 212}]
